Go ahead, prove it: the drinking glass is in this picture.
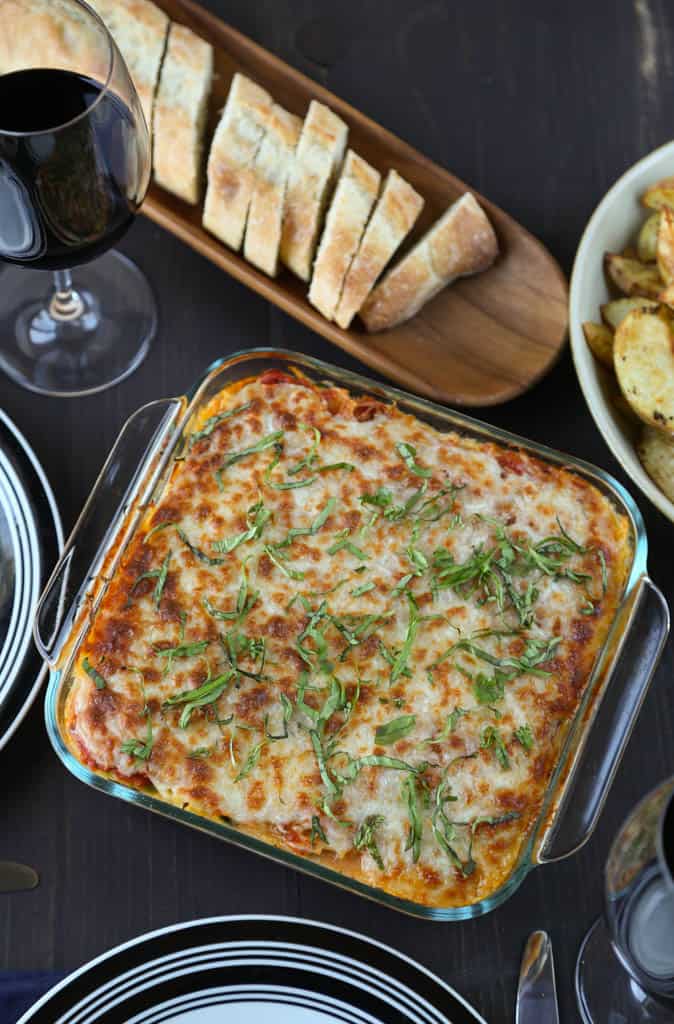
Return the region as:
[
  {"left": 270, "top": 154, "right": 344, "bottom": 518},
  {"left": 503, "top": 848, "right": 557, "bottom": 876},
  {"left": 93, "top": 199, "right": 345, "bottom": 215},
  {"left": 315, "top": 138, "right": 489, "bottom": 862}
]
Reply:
[
  {"left": 0, "top": 0, "right": 156, "bottom": 396},
  {"left": 576, "top": 777, "right": 674, "bottom": 1022}
]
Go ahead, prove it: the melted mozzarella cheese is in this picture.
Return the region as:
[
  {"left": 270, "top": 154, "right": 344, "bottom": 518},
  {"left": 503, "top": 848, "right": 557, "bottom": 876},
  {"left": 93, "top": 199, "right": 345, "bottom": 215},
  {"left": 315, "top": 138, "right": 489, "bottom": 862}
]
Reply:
[{"left": 66, "top": 375, "right": 629, "bottom": 907}]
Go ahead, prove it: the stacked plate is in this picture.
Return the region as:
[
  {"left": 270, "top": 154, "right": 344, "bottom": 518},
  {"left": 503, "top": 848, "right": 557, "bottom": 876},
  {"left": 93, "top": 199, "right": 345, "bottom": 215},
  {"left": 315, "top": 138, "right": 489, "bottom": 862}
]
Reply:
[
  {"left": 0, "top": 408, "right": 61, "bottom": 751},
  {"left": 18, "top": 916, "right": 485, "bottom": 1023}
]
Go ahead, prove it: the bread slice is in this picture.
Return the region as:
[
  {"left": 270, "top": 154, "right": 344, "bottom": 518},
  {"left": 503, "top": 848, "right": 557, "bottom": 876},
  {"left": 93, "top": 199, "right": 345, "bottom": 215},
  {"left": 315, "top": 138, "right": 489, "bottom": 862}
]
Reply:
[
  {"left": 360, "top": 193, "right": 498, "bottom": 332},
  {"left": 152, "top": 24, "right": 213, "bottom": 205},
  {"left": 88, "top": 0, "right": 169, "bottom": 130},
  {"left": 280, "top": 101, "right": 348, "bottom": 281},
  {"left": 308, "top": 150, "right": 381, "bottom": 320},
  {"left": 334, "top": 170, "right": 424, "bottom": 329},
  {"left": 203, "top": 72, "right": 273, "bottom": 250},
  {"left": 243, "top": 104, "right": 302, "bottom": 277}
]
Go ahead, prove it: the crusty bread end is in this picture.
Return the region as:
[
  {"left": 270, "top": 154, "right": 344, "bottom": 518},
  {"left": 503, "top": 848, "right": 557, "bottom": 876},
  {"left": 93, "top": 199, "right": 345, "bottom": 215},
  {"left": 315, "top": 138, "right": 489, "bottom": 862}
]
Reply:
[
  {"left": 280, "top": 100, "right": 348, "bottom": 281},
  {"left": 153, "top": 23, "right": 213, "bottom": 205},
  {"left": 335, "top": 169, "right": 424, "bottom": 329},
  {"left": 359, "top": 192, "right": 498, "bottom": 332},
  {"left": 203, "top": 72, "right": 273, "bottom": 250}
]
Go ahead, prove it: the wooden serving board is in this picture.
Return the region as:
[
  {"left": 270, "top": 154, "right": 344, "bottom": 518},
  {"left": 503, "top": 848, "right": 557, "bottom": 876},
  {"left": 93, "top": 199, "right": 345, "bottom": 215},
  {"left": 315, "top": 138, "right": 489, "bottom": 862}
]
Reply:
[{"left": 142, "top": 0, "right": 568, "bottom": 407}]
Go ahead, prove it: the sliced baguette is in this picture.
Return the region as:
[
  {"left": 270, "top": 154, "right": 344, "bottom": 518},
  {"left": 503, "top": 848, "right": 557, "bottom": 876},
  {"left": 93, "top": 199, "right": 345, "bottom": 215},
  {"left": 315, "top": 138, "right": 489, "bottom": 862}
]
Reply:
[
  {"left": 203, "top": 72, "right": 273, "bottom": 250},
  {"left": 334, "top": 170, "right": 424, "bottom": 329},
  {"left": 153, "top": 23, "right": 213, "bottom": 205},
  {"left": 308, "top": 150, "right": 381, "bottom": 320},
  {"left": 280, "top": 100, "right": 348, "bottom": 281},
  {"left": 88, "top": 0, "right": 169, "bottom": 129},
  {"left": 360, "top": 193, "right": 498, "bottom": 332},
  {"left": 244, "top": 103, "right": 302, "bottom": 277}
]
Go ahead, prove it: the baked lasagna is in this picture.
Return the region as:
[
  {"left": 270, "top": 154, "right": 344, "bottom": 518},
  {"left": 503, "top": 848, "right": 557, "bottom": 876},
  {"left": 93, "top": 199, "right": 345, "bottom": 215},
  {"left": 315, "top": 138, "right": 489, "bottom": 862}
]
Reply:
[{"left": 66, "top": 369, "right": 630, "bottom": 907}]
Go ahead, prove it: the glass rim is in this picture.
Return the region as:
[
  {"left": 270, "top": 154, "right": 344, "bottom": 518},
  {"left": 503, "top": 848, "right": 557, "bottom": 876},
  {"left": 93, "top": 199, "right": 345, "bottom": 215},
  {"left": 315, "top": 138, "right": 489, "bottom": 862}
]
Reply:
[
  {"left": 656, "top": 779, "right": 674, "bottom": 889},
  {"left": 0, "top": 0, "right": 116, "bottom": 138}
]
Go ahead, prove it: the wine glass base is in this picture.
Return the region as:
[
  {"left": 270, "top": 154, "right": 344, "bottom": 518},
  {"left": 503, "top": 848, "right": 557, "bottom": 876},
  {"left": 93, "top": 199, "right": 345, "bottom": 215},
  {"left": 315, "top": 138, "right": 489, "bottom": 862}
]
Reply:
[
  {"left": 0, "top": 250, "right": 156, "bottom": 397},
  {"left": 576, "top": 918, "right": 674, "bottom": 1023}
]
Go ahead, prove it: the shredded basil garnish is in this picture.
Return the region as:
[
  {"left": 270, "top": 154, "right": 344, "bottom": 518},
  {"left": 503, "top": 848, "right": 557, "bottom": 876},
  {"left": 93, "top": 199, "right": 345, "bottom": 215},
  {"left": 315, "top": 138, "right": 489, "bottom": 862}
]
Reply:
[
  {"left": 83, "top": 657, "right": 106, "bottom": 690},
  {"left": 327, "top": 530, "right": 369, "bottom": 561},
  {"left": 234, "top": 739, "right": 266, "bottom": 781},
  {"left": 216, "top": 430, "right": 285, "bottom": 488},
  {"left": 177, "top": 528, "right": 225, "bottom": 566},
  {"left": 375, "top": 714, "right": 416, "bottom": 745},
  {"left": 402, "top": 774, "right": 425, "bottom": 862},
  {"left": 187, "top": 401, "right": 253, "bottom": 448},
  {"left": 310, "top": 815, "right": 328, "bottom": 845},
  {"left": 351, "top": 581, "right": 375, "bottom": 596},
  {"left": 514, "top": 723, "right": 534, "bottom": 751},
  {"left": 144, "top": 521, "right": 178, "bottom": 544},
  {"left": 354, "top": 814, "right": 385, "bottom": 869},
  {"left": 212, "top": 500, "right": 271, "bottom": 553},
  {"left": 481, "top": 725, "right": 510, "bottom": 769},
  {"left": 164, "top": 669, "right": 235, "bottom": 728},
  {"left": 263, "top": 544, "right": 305, "bottom": 580},
  {"left": 396, "top": 442, "right": 432, "bottom": 478}
]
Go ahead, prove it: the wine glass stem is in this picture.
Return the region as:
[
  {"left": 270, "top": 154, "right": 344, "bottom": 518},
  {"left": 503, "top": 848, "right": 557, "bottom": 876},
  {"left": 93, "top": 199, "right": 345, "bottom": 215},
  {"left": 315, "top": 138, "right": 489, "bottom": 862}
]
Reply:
[{"left": 50, "top": 269, "right": 84, "bottom": 322}]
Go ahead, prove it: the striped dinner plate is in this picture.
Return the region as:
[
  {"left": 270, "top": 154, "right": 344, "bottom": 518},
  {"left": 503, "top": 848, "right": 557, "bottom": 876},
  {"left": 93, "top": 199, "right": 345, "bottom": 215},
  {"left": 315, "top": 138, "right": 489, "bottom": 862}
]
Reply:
[
  {"left": 0, "top": 408, "right": 62, "bottom": 751},
  {"left": 17, "top": 916, "right": 486, "bottom": 1023}
]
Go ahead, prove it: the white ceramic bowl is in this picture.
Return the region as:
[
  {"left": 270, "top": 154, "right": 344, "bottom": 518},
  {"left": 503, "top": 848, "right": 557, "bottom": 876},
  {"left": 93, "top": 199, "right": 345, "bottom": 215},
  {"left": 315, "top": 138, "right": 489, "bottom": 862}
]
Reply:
[{"left": 569, "top": 140, "right": 674, "bottom": 523}]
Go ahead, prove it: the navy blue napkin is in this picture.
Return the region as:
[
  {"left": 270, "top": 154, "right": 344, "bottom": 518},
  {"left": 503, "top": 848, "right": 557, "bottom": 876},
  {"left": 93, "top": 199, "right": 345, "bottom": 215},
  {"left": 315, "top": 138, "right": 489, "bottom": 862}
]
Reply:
[{"left": 0, "top": 972, "right": 65, "bottom": 1023}]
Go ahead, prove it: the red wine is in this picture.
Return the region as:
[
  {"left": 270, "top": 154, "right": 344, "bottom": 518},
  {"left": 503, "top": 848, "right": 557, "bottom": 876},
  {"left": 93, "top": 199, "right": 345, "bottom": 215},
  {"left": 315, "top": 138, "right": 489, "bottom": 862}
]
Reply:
[{"left": 0, "top": 68, "right": 147, "bottom": 270}]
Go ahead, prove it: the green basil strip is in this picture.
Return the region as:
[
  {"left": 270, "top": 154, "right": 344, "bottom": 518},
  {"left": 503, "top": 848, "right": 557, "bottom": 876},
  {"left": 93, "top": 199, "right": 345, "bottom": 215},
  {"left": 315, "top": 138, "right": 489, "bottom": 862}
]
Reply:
[
  {"left": 375, "top": 714, "right": 416, "bottom": 745},
  {"left": 177, "top": 528, "right": 225, "bottom": 566},
  {"left": 514, "top": 723, "right": 534, "bottom": 751},
  {"left": 396, "top": 442, "right": 432, "bottom": 478},
  {"left": 187, "top": 401, "right": 253, "bottom": 448},
  {"left": 212, "top": 500, "right": 271, "bottom": 554},
  {"left": 83, "top": 656, "right": 107, "bottom": 690},
  {"left": 402, "top": 774, "right": 423, "bottom": 862},
  {"left": 351, "top": 581, "right": 375, "bottom": 597},
  {"left": 263, "top": 544, "right": 305, "bottom": 580},
  {"left": 354, "top": 814, "right": 385, "bottom": 869},
  {"left": 144, "top": 521, "right": 178, "bottom": 544},
  {"left": 218, "top": 430, "right": 285, "bottom": 479},
  {"left": 234, "top": 739, "right": 267, "bottom": 782},
  {"left": 310, "top": 815, "right": 328, "bottom": 845},
  {"left": 153, "top": 551, "right": 172, "bottom": 608}
]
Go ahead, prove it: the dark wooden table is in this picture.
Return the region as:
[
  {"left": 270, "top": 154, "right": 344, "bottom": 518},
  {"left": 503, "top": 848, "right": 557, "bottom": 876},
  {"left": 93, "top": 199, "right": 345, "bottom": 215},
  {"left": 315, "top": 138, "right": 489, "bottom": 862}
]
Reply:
[{"left": 2, "top": 1, "right": 674, "bottom": 1021}]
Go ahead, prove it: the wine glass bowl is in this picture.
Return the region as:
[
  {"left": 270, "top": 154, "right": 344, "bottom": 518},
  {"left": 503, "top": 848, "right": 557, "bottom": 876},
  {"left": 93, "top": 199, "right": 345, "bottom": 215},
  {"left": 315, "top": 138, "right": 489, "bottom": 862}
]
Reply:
[
  {"left": 0, "top": 0, "right": 156, "bottom": 396},
  {"left": 577, "top": 778, "right": 674, "bottom": 1022}
]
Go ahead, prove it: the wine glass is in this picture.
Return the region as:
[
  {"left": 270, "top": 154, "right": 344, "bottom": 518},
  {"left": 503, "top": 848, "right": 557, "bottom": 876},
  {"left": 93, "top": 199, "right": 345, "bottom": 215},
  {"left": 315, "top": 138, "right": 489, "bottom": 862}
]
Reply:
[
  {"left": 0, "top": 0, "right": 156, "bottom": 396},
  {"left": 576, "top": 776, "right": 674, "bottom": 1022}
]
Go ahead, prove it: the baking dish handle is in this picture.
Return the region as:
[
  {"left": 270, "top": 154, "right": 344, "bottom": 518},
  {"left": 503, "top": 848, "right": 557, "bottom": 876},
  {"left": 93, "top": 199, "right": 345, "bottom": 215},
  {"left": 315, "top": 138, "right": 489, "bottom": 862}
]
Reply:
[
  {"left": 34, "top": 397, "right": 184, "bottom": 666},
  {"left": 538, "top": 575, "right": 669, "bottom": 864}
]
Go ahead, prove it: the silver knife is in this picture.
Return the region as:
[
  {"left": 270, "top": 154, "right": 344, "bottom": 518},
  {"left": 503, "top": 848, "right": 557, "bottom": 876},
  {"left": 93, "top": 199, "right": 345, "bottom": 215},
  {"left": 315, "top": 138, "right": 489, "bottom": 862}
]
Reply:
[
  {"left": 516, "top": 930, "right": 560, "bottom": 1024},
  {"left": 0, "top": 861, "right": 39, "bottom": 893}
]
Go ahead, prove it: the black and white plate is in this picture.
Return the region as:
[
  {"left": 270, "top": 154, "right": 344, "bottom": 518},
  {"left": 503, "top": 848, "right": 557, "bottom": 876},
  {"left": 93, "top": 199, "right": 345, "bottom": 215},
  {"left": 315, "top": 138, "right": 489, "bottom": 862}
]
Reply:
[
  {"left": 17, "top": 916, "right": 486, "bottom": 1023},
  {"left": 0, "top": 408, "right": 62, "bottom": 751}
]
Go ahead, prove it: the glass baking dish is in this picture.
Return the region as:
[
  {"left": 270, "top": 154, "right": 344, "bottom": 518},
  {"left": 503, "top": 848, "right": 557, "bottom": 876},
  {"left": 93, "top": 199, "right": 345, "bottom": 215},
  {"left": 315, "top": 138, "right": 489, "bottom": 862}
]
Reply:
[{"left": 36, "top": 348, "right": 670, "bottom": 921}]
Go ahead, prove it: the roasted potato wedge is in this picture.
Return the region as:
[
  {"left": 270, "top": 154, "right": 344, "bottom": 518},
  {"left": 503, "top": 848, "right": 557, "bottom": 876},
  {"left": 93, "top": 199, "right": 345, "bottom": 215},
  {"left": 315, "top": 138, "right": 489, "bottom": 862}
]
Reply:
[
  {"left": 637, "top": 212, "right": 660, "bottom": 261},
  {"left": 600, "top": 297, "right": 659, "bottom": 330},
  {"left": 614, "top": 306, "right": 674, "bottom": 433},
  {"left": 657, "top": 207, "right": 674, "bottom": 284},
  {"left": 638, "top": 425, "right": 674, "bottom": 501},
  {"left": 641, "top": 176, "right": 674, "bottom": 211},
  {"left": 582, "top": 321, "right": 614, "bottom": 368},
  {"left": 660, "top": 283, "right": 674, "bottom": 306},
  {"left": 607, "top": 378, "right": 640, "bottom": 421},
  {"left": 604, "top": 254, "right": 663, "bottom": 299}
]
